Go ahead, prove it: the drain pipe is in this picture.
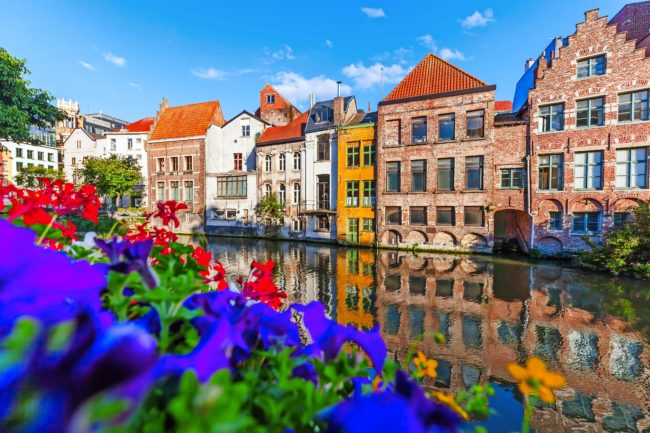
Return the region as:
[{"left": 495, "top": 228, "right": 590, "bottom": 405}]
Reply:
[{"left": 525, "top": 153, "right": 535, "bottom": 250}]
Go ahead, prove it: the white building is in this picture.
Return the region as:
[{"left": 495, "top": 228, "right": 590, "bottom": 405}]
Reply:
[
  {"left": 63, "top": 128, "right": 106, "bottom": 182},
  {"left": 205, "top": 110, "right": 269, "bottom": 235},
  {"left": 0, "top": 127, "right": 60, "bottom": 184}
]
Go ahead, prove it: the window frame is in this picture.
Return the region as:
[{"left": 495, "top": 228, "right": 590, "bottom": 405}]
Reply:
[
  {"left": 499, "top": 167, "right": 524, "bottom": 189},
  {"left": 615, "top": 147, "right": 648, "bottom": 189},
  {"left": 317, "top": 136, "right": 330, "bottom": 161},
  {"left": 438, "top": 113, "right": 455, "bottom": 141},
  {"left": 362, "top": 180, "right": 376, "bottom": 207},
  {"left": 436, "top": 206, "right": 455, "bottom": 226},
  {"left": 538, "top": 154, "right": 563, "bottom": 191},
  {"left": 293, "top": 152, "right": 301, "bottom": 170},
  {"left": 347, "top": 144, "right": 360, "bottom": 167},
  {"left": 465, "top": 156, "right": 484, "bottom": 190},
  {"left": 278, "top": 153, "right": 286, "bottom": 171},
  {"left": 411, "top": 116, "right": 427, "bottom": 144},
  {"left": 385, "top": 206, "right": 402, "bottom": 225},
  {"left": 409, "top": 206, "right": 427, "bottom": 226},
  {"left": 618, "top": 90, "right": 649, "bottom": 123},
  {"left": 464, "top": 206, "right": 484, "bottom": 227},
  {"left": 264, "top": 155, "right": 272, "bottom": 172},
  {"left": 346, "top": 180, "right": 360, "bottom": 207},
  {"left": 572, "top": 212, "right": 601, "bottom": 234},
  {"left": 217, "top": 175, "right": 248, "bottom": 198},
  {"left": 362, "top": 144, "right": 376, "bottom": 166},
  {"left": 573, "top": 150, "right": 603, "bottom": 190},
  {"left": 410, "top": 159, "right": 427, "bottom": 192},
  {"left": 386, "top": 161, "right": 401, "bottom": 192},
  {"left": 577, "top": 54, "right": 606, "bottom": 79},
  {"left": 576, "top": 96, "right": 605, "bottom": 128},
  {"left": 539, "top": 103, "right": 565, "bottom": 132},
  {"left": 466, "top": 110, "right": 485, "bottom": 139},
  {"left": 548, "top": 211, "right": 563, "bottom": 231}
]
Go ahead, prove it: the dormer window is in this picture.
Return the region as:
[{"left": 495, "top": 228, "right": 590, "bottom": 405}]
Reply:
[
  {"left": 266, "top": 94, "right": 276, "bottom": 104},
  {"left": 314, "top": 108, "right": 332, "bottom": 123},
  {"left": 577, "top": 55, "right": 606, "bottom": 78}
]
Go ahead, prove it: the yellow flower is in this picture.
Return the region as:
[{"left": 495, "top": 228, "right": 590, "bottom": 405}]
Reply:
[
  {"left": 413, "top": 351, "right": 438, "bottom": 379},
  {"left": 507, "top": 356, "right": 566, "bottom": 404},
  {"left": 433, "top": 391, "right": 469, "bottom": 420}
]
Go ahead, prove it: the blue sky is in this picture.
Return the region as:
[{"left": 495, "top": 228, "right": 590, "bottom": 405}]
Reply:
[{"left": 1, "top": 0, "right": 630, "bottom": 122}]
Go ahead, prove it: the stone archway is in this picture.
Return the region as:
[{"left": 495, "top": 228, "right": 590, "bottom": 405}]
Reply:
[
  {"left": 461, "top": 233, "right": 489, "bottom": 251},
  {"left": 382, "top": 230, "right": 401, "bottom": 246},
  {"left": 405, "top": 230, "right": 427, "bottom": 245},
  {"left": 538, "top": 237, "right": 563, "bottom": 256},
  {"left": 493, "top": 209, "right": 532, "bottom": 252},
  {"left": 431, "top": 232, "right": 457, "bottom": 249}
]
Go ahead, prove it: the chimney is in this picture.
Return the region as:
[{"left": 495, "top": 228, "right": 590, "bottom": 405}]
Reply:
[
  {"left": 336, "top": 80, "right": 342, "bottom": 98},
  {"left": 309, "top": 93, "right": 315, "bottom": 108},
  {"left": 160, "top": 97, "right": 169, "bottom": 111},
  {"left": 524, "top": 58, "right": 535, "bottom": 72},
  {"left": 333, "top": 85, "right": 345, "bottom": 125}
]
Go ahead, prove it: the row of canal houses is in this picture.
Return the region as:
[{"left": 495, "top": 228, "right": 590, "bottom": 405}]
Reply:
[{"left": 144, "top": 4, "right": 650, "bottom": 255}]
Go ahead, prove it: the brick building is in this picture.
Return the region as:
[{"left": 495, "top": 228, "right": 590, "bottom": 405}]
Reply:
[
  {"left": 147, "top": 98, "right": 225, "bottom": 232},
  {"left": 256, "top": 84, "right": 301, "bottom": 127},
  {"left": 522, "top": 7, "right": 650, "bottom": 254},
  {"left": 376, "top": 54, "right": 516, "bottom": 252}
]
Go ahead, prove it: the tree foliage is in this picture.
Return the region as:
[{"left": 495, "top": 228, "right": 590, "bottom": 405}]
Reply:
[
  {"left": 256, "top": 193, "right": 285, "bottom": 221},
  {"left": 15, "top": 165, "right": 64, "bottom": 188},
  {"left": 580, "top": 203, "right": 650, "bottom": 278},
  {"left": 74, "top": 154, "right": 142, "bottom": 203},
  {"left": 0, "top": 47, "right": 62, "bottom": 144}
]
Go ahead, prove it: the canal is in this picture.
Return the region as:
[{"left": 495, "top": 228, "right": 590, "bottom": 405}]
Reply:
[{"left": 207, "top": 237, "right": 650, "bottom": 433}]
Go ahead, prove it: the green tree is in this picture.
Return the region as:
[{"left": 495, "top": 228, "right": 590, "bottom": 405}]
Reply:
[
  {"left": 257, "top": 193, "right": 285, "bottom": 221},
  {"left": 74, "top": 155, "right": 143, "bottom": 207},
  {"left": 0, "top": 47, "right": 62, "bottom": 144},
  {"left": 15, "top": 165, "right": 64, "bottom": 188}
]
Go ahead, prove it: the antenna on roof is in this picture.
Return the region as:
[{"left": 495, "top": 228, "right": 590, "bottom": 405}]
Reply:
[{"left": 336, "top": 81, "right": 342, "bottom": 98}]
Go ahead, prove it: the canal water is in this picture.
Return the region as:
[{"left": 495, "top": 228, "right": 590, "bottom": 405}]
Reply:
[{"left": 207, "top": 237, "right": 650, "bottom": 433}]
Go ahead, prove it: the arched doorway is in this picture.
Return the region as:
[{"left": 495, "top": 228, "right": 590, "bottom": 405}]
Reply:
[{"left": 493, "top": 209, "right": 532, "bottom": 253}]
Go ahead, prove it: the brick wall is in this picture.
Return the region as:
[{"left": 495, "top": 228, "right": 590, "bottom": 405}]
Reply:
[
  {"left": 529, "top": 9, "right": 650, "bottom": 253},
  {"left": 259, "top": 85, "right": 301, "bottom": 127}
]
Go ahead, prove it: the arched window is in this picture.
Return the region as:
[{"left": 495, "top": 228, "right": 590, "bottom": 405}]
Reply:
[
  {"left": 265, "top": 155, "right": 272, "bottom": 172},
  {"left": 293, "top": 152, "right": 301, "bottom": 170},
  {"left": 292, "top": 183, "right": 301, "bottom": 204},
  {"left": 278, "top": 183, "right": 286, "bottom": 204},
  {"left": 264, "top": 183, "right": 272, "bottom": 197},
  {"left": 279, "top": 154, "right": 286, "bottom": 171}
]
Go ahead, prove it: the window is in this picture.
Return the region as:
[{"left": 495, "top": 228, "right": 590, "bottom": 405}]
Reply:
[
  {"left": 346, "top": 181, "right": 359, "bottom": 207},
  {"left": 110, "top": 139, "right": 116, "bottom": 151},
  {"left": 317, "top": 174, "right": 330, "bottom": 209},
  {"left": 128, "top": 138, "right": 133, "bottom": 150},
  {"left": 16, "top": 162, "right": 23, "bottom": 170},
  {"left": 410, "top": 207, "right": 427, "bottom": 225},
  {"left": 363, "top": 144, "right": 377, "bottom": 167},
  {"left": 292, "top": 220, "right": 302, "bottom": 232},
  {"left": 136, "top": 138, "right": 142, "bottom": 144},
  {"left": 316, "top": 216, "right": 330, "bottom": 231},
  {"left": 37, "top": 152, "right": 44, "bottom": 161},
  {"left": 278, "top": 184, "right": 286, "bottom": 204},
  {"left": 438, "top": 113, "right": 455, "bottom": 141},
  {"left": 317, "top": 136, "right": 330, "bottom": 161},
  {"left": 157, "top": 158, "right": 165, "bottom": 172},
  {"left": 170, "top": 181, "right": 179, "bottom": 201},
  {"left": 616, "top": 148, "right": 647, "bottom": 188},
  {"left": 436, "top": 207, "right": 455, "bottom": 226},
  {"left": 576, "top": 97, "right": 604, "bottom": 128},
  {"left": 184, "top": 156, "right": 193, "bottom": 172},
  {"left": 410, "top": 159, "right": 426, "bottom": 192},
  {"left": 292, "top": 183, "right": 301, "bottom": 204},
  {"left": 362, "top": 180, "right": 376, "bottom": 206},
  {"left": 613, "top": 212, "right": 632, "bottom": 228},
  {"left": 16, "top": 148, "right": 23, "bottom": 158},
  {"left": 47, "top": 153, "right": 54, "bottom": 163},
  {"left": 464, "top": 207, "right": 484, "bottom": 226},
  {"left": 574, "top": 151, "right": 603, "bottom": 190},
  {"left": 385, "top": 207, "right": 401, "bottom": 225},
  {"left": 314, "top": 108, "right": 332, "bottom": 123},
  {"left": 465, "top": 156, "right": 483, "bottom": 190},
  {"left": 234, "top": 153, "right": 243, "bottom": 171},
  {"left": 217, "top": 175, "right": 247, "bottom": 198},
  {"left": 411, "top": 117, "right": 427, "bottom": 143},
  {"left": 157, "top": 182, "right": 165, "bottom": 202},
  {"left": 225, "top": 210, "right": 237, "bottom": 220},
  {"left": 538, "top": 154, "right": 563, "bottom": 190},
  {"left": 27, "top": 150, "right": 33, "bottom": 159},
  {"left": 577, "top": 55, "right": 606, "bottom": 78},
  {"left": 266, "top": 94, "right": 276, "bottom": 104},
  {"left": 347, "top": 144, "right": 360, "bottom": 167},
  {"left": 184, "top": 181, "right": 194, "bottom": 201},
  {"left": 437, "top": 158, "right": 454, "bottom": 191},
  {"left": 362, "top": 218, "right": 375, "bottom": 232},
  {"left": 241, "top": 120, "right": 251, "bottom": 137},
  {"left": 76, "top": 140, "right": 81, "bottom": 149},
  {"left": 619, "top": 90, "right": 649, "bottom": 123},
  {"left": 572, "top": 212, "right": 601, "bottom": 233},
  {"left": 264, "top": 184, "right": 272, "bottom": 197},
  {"left": 548, "top": 211, "right": 562, "bottom": 230},
  {"left": 539, "top": 103, "right": 565, "bottom": 132},
  {"left": 171, "top": 157, "right": 179, "bottom": 172},
  {"left": 293, "top": 152, "right": 301, "bottom": 170},
  {"left": 71, "top": 157, "right": 76, "bottom": 165},
  {"left": 264, "top": 155, "right": 272, "bottom": 172},
  {"left": 466, "top": 110, "right": 485, "bottom": 138},
  {"left": 278, "top": 153, "right": 286, "bottom": 171},
  {"left": 386, "top": 161, "right": 401, "bottom": 192},
  {"left": 500, "top": 168, "right": 524, "bottom": 188}
]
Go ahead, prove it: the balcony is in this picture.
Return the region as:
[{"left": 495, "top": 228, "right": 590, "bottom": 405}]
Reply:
[{"left": 297, "top": 200, "right": 335, "bottom": 215}]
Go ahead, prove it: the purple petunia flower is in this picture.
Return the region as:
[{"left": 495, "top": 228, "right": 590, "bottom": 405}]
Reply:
[{"left": 95, "top": 236, "right": 157, "bottom": 289}]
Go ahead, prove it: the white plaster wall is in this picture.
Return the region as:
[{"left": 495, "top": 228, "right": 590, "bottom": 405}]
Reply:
[
  {"left": 1, "top": 140, "right": 60, "bottom": 183},
  {"left": 63, "top": 129, "right": 105, "bottom": 182}
]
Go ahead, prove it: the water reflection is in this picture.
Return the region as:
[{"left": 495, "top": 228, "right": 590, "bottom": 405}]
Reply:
[{"left": 207, "top": 238, "right": 650, "bottom": 432}]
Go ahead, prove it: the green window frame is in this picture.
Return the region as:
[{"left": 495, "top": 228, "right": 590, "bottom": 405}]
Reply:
[
  {"left": 362, "top": 180, "right": 376, "bottom": 206},
  {"left": 346, "top": 181, "right": 359, "bottom": 207},
  {"left": 363, "top": 144, "right": 376, "bottom": 166},
  {"left": 347, "top": 144, "right": 360, "bottom": 167}
]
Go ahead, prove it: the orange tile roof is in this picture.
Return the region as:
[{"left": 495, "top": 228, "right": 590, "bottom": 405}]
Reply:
[
  {"left": 384, "top": 54, "right": 487, "bottom": 102},
  {"left": 150, "top": 100, "right": 225, "bottom": 140},
  {"left": 257, "top": 110, "right": 310, "bottom": 144},
  {"left": 112, "top": 117, "right": 154, "bottom": 133},
  {"left": 495, "top": 100, "right": 513, "bottom": 112}
]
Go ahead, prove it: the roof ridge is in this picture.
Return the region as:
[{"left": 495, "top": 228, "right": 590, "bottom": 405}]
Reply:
[
  {"left": 424, "top": 53, "right": 487, "bottom": 86},
  {"left": 167, "top": 100, "right": 220, "bottom": 109}
]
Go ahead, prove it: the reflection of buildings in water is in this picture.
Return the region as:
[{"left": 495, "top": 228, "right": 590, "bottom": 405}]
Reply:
[
  {"left": 375, "top": 251, "right": 650, "bottom": 432},
  {"left": 335, "top": 250, "right": 376, "bottom": 331}
]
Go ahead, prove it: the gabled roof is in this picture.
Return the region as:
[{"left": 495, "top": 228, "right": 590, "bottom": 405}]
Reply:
[
  {"left": 63, "top": 128, "right": 102, "bottom": 144},
  {"left": 111, "top": 117, "right": 154, "bottom": 133},
  {"left": 150, "top": 100, "right": 225, "bottom": 140},
  {"left": 257, "top": 110, "right": 310, "bottom": 145},
  {"left": 304, "top": 96, "right": 356, "bottom": 133},
  {"left": 384, "top": 54, "right": 488, "bottom": 102},
  {"left": 222, "top": 110, "right": 270, "bottom": 128}
]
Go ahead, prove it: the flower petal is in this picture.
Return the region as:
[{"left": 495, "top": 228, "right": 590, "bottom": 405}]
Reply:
[{"left": 507, "top": 363, "right": 528, "bottom": 381}]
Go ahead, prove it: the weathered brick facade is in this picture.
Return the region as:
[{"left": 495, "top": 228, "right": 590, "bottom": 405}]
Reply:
[
  {"left": 529, "top": 8, "right": 650, "bottom": 254},
  {"left": 258, "top": 84, "right": 301, "bottom": 127}
]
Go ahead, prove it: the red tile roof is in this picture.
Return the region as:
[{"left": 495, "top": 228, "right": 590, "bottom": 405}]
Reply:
[
  {"left": 150, "top": 100, "right": 225, "bottom": 140},
  {"left": 384, "top": 54, "right": 487, "bottom": 102},
  {"left": 495, "top": 100, "right": 513, "bottom": 112},
  {"left": 112, "top": 117, "right": 154, "bottom": 133},
  {"left": 257, "top": 110, "right": 310, "bottom": 144}
]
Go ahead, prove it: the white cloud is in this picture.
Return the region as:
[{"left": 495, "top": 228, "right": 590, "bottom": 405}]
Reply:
[
  {"left": 342, "top": 62, "right": 410, "bottom": 90},
  {"left": 325, "top": 39, "right": 334, "bottom": 48},
  {"left": 416, "top": 34, "right": 437, "bottom": 51},
  {"left": 192, "top": 67, "right": 228, "bottom": 79},
  {"left": 103, "top": 52, "right": 126, "bottom": 67},
  {"left": 265, "top": 45, "right": 296, "bottom": 64},
  {"left": 439, "top": 48, "right": 465, "bottom": 61},
  {"left": 271, "top": 71, "right": 351, "bottom": 104},
  {"left": 361, "top": 7, "right": 385, "bottom": 18},
  {"left": 460, "top": 9, "right": 494, "bottom": 28},
  {"left": 372, "top": 47, "right": 413, "bottom": 65},
  {"left": 79, "top": 61, "right": 95, "bottom": 71},
  {"left": 128, "top": 82, "right": 142, "bottom": 92}
]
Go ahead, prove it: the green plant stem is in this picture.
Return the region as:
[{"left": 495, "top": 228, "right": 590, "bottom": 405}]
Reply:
[
  {"left": 37, "top": 215, "right": 58, "bottom": 245},
  {"left": 107, "top": 220, "right": 120, "bottom": 238},
  {"left": 521, "top": 395, "right": 536, "bottom": 433}
]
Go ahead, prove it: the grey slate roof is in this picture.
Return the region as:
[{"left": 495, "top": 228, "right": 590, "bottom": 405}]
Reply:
[{"left": 304, "top": 96, "right": 356, "bottom": 133}]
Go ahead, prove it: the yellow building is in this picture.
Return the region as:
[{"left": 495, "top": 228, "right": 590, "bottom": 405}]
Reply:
[
  {"left": 336, "top": 114, "right": 377, "bottom": 246},
  {"left": 0, "top": 145, "right": 12, "bottom": 185},
  {"left": 335, "top": 249, "right": 376, "bottom": 330}
]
